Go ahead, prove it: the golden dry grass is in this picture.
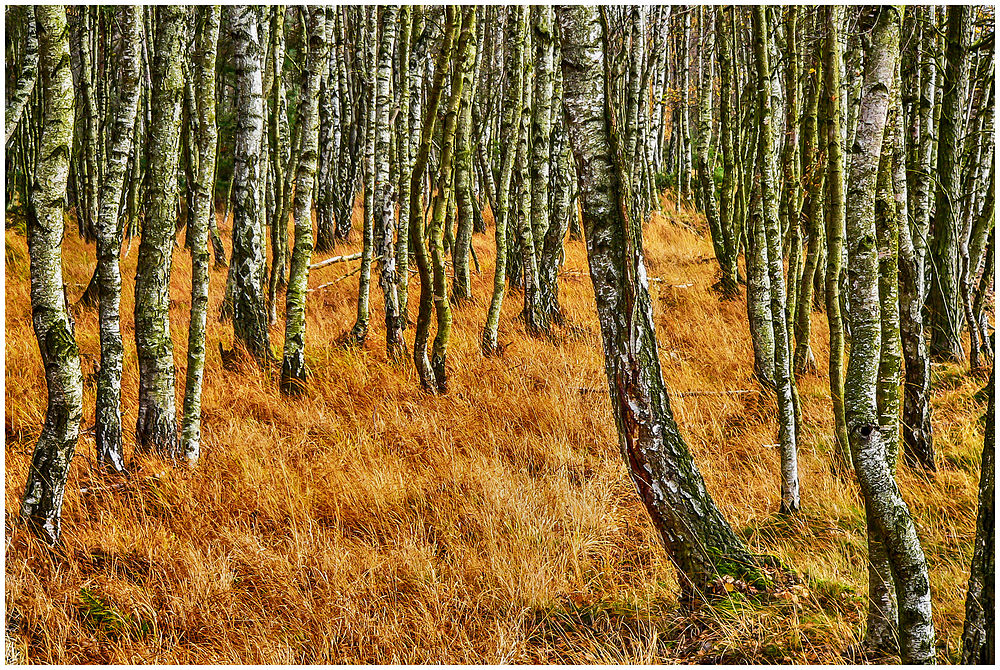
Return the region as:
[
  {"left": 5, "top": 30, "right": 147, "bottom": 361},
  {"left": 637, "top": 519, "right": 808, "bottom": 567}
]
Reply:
[{"left": 4, "top": 196, "right": 989, "bottom": 663}]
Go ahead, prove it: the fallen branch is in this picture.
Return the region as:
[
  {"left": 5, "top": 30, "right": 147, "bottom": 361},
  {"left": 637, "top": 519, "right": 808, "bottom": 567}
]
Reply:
[
  {"left": 672, "top": 389, "right": 757, "bottom": 398},
  {"left": 308, "top": 266, "right": 362, "bottom": 293},
  {"left": 576, "top": 387, "right": 756, "bottom": 398},
  {"left": 309, "top": 251, "right": 362, "bottom": 270}
]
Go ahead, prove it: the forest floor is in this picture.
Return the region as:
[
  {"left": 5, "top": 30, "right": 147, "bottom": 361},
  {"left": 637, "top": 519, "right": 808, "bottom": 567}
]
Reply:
[{"left": 4, "top": 195, "right": 990, "bottom": 663}]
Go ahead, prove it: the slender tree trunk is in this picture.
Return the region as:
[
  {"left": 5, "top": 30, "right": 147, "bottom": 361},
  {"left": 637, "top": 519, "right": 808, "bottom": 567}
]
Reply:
[
  {"left": 844, "top": 8, "right": 935, "bottom": 662},
  {"left": 538, "top": 27, "right": 573, "bottom": 324},
  {"left": 266, "top": 7, "right": 289, "bottom": 325},
  {"left": 794, "top": 51, "right": 823, "bottom": 376},
  {"left": 961, "top": 365, "right": 995, "bottom": 664},
  {"left": 927, "top": 6, "right": 972, "bottom": 362},
  {"left": 753, "top": 7, "right": 800, "bottom": 515},
  {"left": 349, "top": 8, "right": 378, "bottom": 346},
  {"left": 396, "top": 6, "right": 416, "bottom": 328},
  {"left": 746, "top": 174, "right": 776, "bottom": 389},
  {"left": 94, "top": 6, "right": 142, "bottom": 473},
  {"left": 280, "top": 7, "right": 327, "bottom": 395},
  {"left": 697, "top": 9, "right": 725, "bottom": 286},
  {"left": 823, "top": 6, "right": 851, "bottom": 470},
  {"left": 179, "top": 6, "right": 221, "bottom": 463},
  {"left": 483, "top": 7, "right": 527, "bottom": 355},
  {"left": 411, "top": 7, "right": 458, "bottom": 391},
  {"left": 679, "top": 8, "right": 692, "bottom": 201},
  {"left": 21, "top": 5, "right": 84, "bottom": 546},
  {"left": 135, "top": 6, "right": 184, "bottom": 456},
  {"left": 425, "top": 6, "right": 474, "bottom": 392},
  {"left": 964, "top": 161, "right": 995, "bottom": 373},
  {"left": 558, "top": 5, "right": 769, "bottom": 607},
  {"left": 715, "top": 6, "right": 740, "bottom": 299},
  {"left": 373, "top": 6, "right": 405, "bottom": 360},
  {"left": 5, "top": 5, "right": 38, "bottom": 146},
  {"left": 451, "top": 6, "right": 480, "bottom": 304}
]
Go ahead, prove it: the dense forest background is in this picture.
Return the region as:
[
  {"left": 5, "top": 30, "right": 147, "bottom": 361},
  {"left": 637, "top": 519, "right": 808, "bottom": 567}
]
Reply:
[{"left": 4, "top": 4, "right": 996, "bottom": 664}]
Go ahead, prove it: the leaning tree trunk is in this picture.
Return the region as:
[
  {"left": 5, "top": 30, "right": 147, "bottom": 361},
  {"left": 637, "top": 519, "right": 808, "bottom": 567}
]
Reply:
[
  {"left": 558, "top": 4, "right": 769, "bottom": 608},
  {"left": 5, "top": 5, "right": 38, "bottom": 146},
  {"left": 843, "top": 7, "right": 936, "bottom": 663},
  {"left": 753, "top": 7, "right": 800, "bottom": 516},
  {"left": 927, "top": 6, "right": 972, "bottom": 363},
  {"left": 21, "top": 4, "right": 84, "bottom": 547},
  {"left": 410, "top": 7, "right": 458, "bottom": 391},
  {"left": 482, "top": 7, "right": 527, "bottom": 355},
  {"left": 135, "top": 5, "right": 184, "bottom": 456},
  {"left": 179, "top": 6, "right": 221, "bottom": 464},
  {"left": 94, "top": 6, "right": 142, "bottom": 473},
  {"left": 961, "top": 365, "right": 995, "bottom": 664},
  {"left": 280, "top": 7, "right": 327, "bottom": 395},
  {"left": 372, "top": 6, "right": 405, "bottom": 360},
  {"left": 425, "top": 6, "right": 474, "bottom": 393},
  {"left": 229, "top": 6, "right": 272, "bottom": 365}
]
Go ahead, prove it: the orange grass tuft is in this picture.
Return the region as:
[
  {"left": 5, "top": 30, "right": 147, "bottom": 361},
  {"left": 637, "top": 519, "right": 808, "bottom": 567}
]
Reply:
[{"left": 4, "top": 196, "right": 988, "bottom": 663}]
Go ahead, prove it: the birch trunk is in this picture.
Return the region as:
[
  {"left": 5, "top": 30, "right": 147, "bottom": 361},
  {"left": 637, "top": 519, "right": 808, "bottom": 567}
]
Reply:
[
  {"left": 961, "top": 365, "right": 995, "bottom": 664},
  {"left": 94, "top": 6, "right": 142, "bottom": 472},
  {"left": 229, "top": 6, "right": 272, "bottom": 364},
  {"left": 482, "top": 7, "right": 527, "bottom": 355},
  {"left": 135, "top": 6, "right": 184, "bottom": 456},
  {"left": 753, "top": 7, "right": 800, "bottom": 514},
  {"left": 793, "top": 50, "right": 823, "bottom": 376},
  {"left": 451, "top": 7, "right": 480, "bottom": 304},
  {"left": 180, "top": 6, "right": 221, "bottom": 463},
  {"left": 558, "top": 5, "right": 768, "bottom": 607},
  {"left": 411, "top": 7, "right": 458, "bottom": 391},
  {"left": 426, "top": 6, "right": 474, "bottom": 392},
  {"left": 349, "top": 8, "right": 378, "bottom": 346},
  {"left": 715, "top": 6, "right": 740, "bottom": 299},
  {"left": 5, "top": 5, "right": 38, "bottom": 145},
  {"left": 21, "top": 4, "right": 84, "bottom": 546},
  {"left": 280, "top": 7, "right": 327, "bottom": 394},
  {"left": 927, "top": 6, "right": 972, "bottom": 363},
  {"left": 844, "top": 8, "right": 935, "bottom": 662},
  {"left": 823, "top": 6, "right": 851, "bottom": 469},
  {"left": 372, "top": 6, "right": 405, "bottom": 359}
]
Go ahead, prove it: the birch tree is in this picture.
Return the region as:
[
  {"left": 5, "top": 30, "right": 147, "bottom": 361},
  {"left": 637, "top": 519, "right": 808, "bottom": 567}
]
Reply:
[
  {"left": 558, "top": 4, "right": 773, "bottom": 605},
  {"left": 135, "top": 5, "right": 184, "bottom": 456},
  {"left": 844, "top": 8, "right": 935, "bottom": 661},
  {"left": 20, "top": 4, "right": 83, "bottom": 546},
  {"left": 961, "top": 366, "right": 995, "bottom": 664},
  {"left": 180, "top": 6, "right": 221, "bottom": 463},
  {"left": 372, "top": 5, "right": 405, "bottom": 359},
  {"left": 280, "top": 7, "right": 327, "bottom": 394},
  {"left": 229, "top": 6, "right": 272, "bottom": 364},
  {"left": 482, "top": 7, "right": 527, "bottom": 355},
  {"left": 753, "top": 7, "right": 800, "bottom": 514},
  {"left": 94, "top": 6, "right": 142, "bottom": 472},
  {"left": 4, "top": 5, "right": 38, "bottom": 145},
  {"left": 927, "top": 6, "right": 972, "bottom": 363}
]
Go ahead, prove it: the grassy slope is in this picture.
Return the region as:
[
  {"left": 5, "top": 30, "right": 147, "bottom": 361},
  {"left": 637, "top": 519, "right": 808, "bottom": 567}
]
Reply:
[{"left": 4, "top": 197, "right": 988, "bottom": 663}]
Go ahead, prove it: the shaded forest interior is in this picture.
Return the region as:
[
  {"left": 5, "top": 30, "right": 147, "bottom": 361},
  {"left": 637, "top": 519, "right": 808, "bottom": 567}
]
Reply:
[{"left": 4, "top": 4, "right": 996, "bottom": 665}]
